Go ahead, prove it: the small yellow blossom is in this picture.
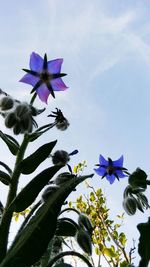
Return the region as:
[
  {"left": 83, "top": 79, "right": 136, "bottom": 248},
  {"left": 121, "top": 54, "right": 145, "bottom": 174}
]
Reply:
[{"left": 13, "top": 208, "right": 31, "bottom": 222}]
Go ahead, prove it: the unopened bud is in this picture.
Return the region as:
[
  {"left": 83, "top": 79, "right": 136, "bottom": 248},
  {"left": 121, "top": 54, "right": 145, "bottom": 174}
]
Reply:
[
  {"left": 56, "top": 118, "right": 70, "bottom": 131},
  {"left": 5, "top": 112, "right": 17, "bottom": 128},
  {"left": 78, "top": 213, "right": 93, "bottom": 236},
  {"left": 76, "top": 229, "right": 92, "bottom": 255},
  {"left": 0, "top": 96, "right": 14, "bottom": 110},
  {"left": 15, "top": 103, "right": 31, "bottom": 118},
  {"left": 128, "top": 168, "right": 147, "bottom": 189},
  {"left": 52, "top": 150, "right": 70, "bottom": 165},
  {"left": 123, "top": 196, "right": 137, "bottom": 215},
  {"left": 55, "top": 172, "right": 75, "bottom": 185},
  {"left": 13, "top": 122, "right": 22, "bottom": 135},
  {"left": 42, "top": 186, "right": 59, "bottom": 202},
  {"left": 20, "top": 115, "right": 32, "bottom": 133}
]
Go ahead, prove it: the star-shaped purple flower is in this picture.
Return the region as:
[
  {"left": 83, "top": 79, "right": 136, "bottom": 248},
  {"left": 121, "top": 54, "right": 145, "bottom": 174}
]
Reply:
[
  {"left": 19, "top": 52, "right": 68, "bottom": 103},
  {"left": 94, "top": 155, "right": 129, "bottom": 184}
]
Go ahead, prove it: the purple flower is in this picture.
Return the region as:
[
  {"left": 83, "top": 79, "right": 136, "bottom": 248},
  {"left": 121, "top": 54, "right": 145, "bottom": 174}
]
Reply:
[
  {"left": 94, "top": 155, "right": 129, "bottom": 184},
  {"left": 19, "top": 52, "right": 68, "bottom": 103}
]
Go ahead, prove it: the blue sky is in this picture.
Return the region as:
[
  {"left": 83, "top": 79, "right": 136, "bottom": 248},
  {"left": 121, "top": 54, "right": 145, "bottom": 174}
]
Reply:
[{"left": 0, "top": 0, "right": 150, "bottom": 266}]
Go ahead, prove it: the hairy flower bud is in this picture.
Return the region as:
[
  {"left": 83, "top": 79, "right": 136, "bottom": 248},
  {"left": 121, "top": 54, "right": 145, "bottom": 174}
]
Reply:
[
  {"left": 5, "top": 112, "right": 17, "bottom": 128},
  {"left": 52, "top": 150, "right": 70, "bottom": 165},
  {"left": 55, "top": 172, "right": 75, "bottom": 185},
  {"left": 76, "top": 229, "right": 92, "bottom": 255},
  {"left": 20, "top": 115, "right": 32, "bottom": 133},
  {"left": 78, "top": 213, "right": 93, "bottom": 236},
  {"left": 15, "top": 103, "right": 31, "bottom": 118},
  {"left": 123, "top": 196, "right": 137, "bottom": 215},
  {"left": 42, "top": 186, "right": 59, "bottom": 202},
  {"left": 128, "top": 168, "right": 147, "bottom": 189},
  {"left": 0, "top": 96, "right": 14, "bottom": 111},
  {"left": 56, "top": 118, "right": 70, "bottom": 131}
]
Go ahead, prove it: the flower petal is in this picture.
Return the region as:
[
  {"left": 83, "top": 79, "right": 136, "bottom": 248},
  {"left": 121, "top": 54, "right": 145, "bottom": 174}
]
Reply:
[
  {"left": 106, "top": 174, "right": 116, "bottom": 184},
  {"left": 113, "top": 155, "right": 124, "bottom": 168},
  {"left": 116, "top": 170, "right": 127, "bottom": 178},
  {"left": 30, "top": 52, "right": 43, "bottom": 72},
  {"left": 36, "top": 84, "right": 51, "bottom": 104},
  {"left": 99, "top": 154, "right": 108, "bottom": 166},
  {"left": 50, "top": 78, "right": 68, "bottom": 91},
  {"left": 94, "top": 167, "right": 106, "bottom": 176},
  {"left": 48, "top": 59, "right": 63, "bottom": 74},
  {"left": 19, "top": 74, "right": 39, "bottom": 86}
]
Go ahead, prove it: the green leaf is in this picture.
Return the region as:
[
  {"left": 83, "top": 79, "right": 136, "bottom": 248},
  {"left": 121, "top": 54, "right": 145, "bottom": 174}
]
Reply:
[
  {"left": 20, "top": 140, "right": 57, "bottom": 174},
  {"left": 0, "top": 130, "right": 19, "bottom": 155},
  {"left": 137, "top": 218, "right": 150, "bottom": 267},
  {"left": 13, "top": 165, "right": 63, "bottom": 212},
  {"left": 1, "top": 173, "right": 94, "bottom": 267},
  {"left": 56, "top": 218, "right": 77, "bottom": 236},
  {"left": 103, "top": 247, "right": 116, "bottom": 258},
  {"left": 120, "top": 261, "right": 130, "bottom": 267},
  {"left": 0, "top": 170, "right": 11, "bottom": 185},
  {"left": 119, "top": 232, "right": 127, "bottom": 246}
]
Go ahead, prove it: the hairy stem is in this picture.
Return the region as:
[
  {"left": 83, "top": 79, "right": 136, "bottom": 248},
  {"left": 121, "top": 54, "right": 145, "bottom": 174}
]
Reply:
[
  {"left": 0, "top": 134, "right": 29, "bottom": 262},
  {"left": 47, "top": 251, "right": 94, "bottom": 267}
]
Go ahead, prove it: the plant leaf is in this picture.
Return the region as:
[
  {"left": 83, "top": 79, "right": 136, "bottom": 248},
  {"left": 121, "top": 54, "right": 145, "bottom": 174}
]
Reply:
[
  {"left": 13, "top": 165, "right": 63, "bottom": 212},
  {"left": 20, "top": 140, "right": 57, "bottom": 174},
  {"left": 1, "top": 173, "right": 93, "bottom": 267},
  {"left": 0, "top": 170, "right": 11, "bottom": 185},
  {"left": 0, "top": 130, "right": 19, "bottom": 155},
  {"left": 56, "top": 218, "right": 77, "bottom": 236}
]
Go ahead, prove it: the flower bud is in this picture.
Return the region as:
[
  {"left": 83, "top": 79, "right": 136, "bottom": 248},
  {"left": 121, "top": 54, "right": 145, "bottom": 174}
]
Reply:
[
  {"left": 20, "top": 115, "right": 32, "bottom": 133},
  {"left": 15, "top": 103, "right": 31, "bottom": 118},
  {"left": 5, "top": 112, "right": 17, "bottom": 128},
  {"left": 76, "top": 229, "right": 92, "bottom": 255},
  {"left": 42, "top": 186, "right": 59, "bottom": 202},
  {"left": 0, "top": 96, "right": 14, "bottom": 110},
  {"left": 55, "top": 172, "right": 75, "bottom": 185},
  {"left": 78, "top": 213, "right": 93, "bottom": 236},
  {"left": 13, "top": 122, "right": 22, "bottom": 135},
  {"left": 128, "top": 168, "right": 147, "bottom": 189},
  {"left": 56, "top": 118, "right": 70, "bottom": 131},
  {"left": 52, "top": 150, "right": 70, "bottom": 165},
  {"left": 122, "top": 196, "right": 137, "bottom": 215}
]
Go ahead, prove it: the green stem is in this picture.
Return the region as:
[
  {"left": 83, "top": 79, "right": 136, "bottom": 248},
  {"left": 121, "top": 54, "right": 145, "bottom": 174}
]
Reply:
[
  {"left": 0, "top": 134, "right": 29, "bottom": 263},
  {"left": 47, "top": 251, "right": 94, "bottom": 267},
  {"left": 59, "top": 207, "right": 80, "bottom": 216},
  {"left": 30, "top": 92, "right": 37, "bottom": 105},
  {"left": 12, "top": 200, "right": 41, "bottom": 246}
]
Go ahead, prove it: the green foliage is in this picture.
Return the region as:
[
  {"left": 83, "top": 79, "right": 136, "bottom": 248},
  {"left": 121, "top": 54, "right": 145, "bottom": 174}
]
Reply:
[
  {"left": 13, "top": 165, "right": 63, "bottom": 212},
  {"left": 20, "top": 140, "right": 57, "bottom": 174},
  {"left": 56, "top": 219, "right": 77, "bottom": 237},
  {"left": 74, "top": 186, "right": 131, "bottom": 267},
  {"left": 0, "top": 174, "right": 93, "bottom": 267},
  {"left": 0, "top": 170, "right": 11, "bottom": 185},
  {"left": 137, "top": 217, "right": 150, "bottom": 267},
  {"left": 0, "top": 130, "right": 20, "bottom": 155}
]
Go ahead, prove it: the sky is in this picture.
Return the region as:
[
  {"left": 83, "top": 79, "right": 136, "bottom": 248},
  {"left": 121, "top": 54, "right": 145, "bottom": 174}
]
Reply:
[{"left": 0, "top": 0, "right": 150, "bottom": 266}]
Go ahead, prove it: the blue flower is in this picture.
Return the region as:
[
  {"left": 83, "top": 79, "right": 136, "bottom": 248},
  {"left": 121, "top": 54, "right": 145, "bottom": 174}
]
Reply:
[
  {"left": 19, "top": 52, "right": 68, "bottom": 104},
  {"left": 94, "top": 155, "right": 128, "bottom": 184}
]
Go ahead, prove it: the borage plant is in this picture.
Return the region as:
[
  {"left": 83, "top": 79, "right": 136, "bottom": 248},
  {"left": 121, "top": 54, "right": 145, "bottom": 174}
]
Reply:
[{"left": 0, "top": 52, "right": 93, "bottom": 267}]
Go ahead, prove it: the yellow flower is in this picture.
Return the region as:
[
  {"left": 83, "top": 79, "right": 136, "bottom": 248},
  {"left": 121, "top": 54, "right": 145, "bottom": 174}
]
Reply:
[{"left": 13, "top": 208, "right": 31, "bottom": 222}]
